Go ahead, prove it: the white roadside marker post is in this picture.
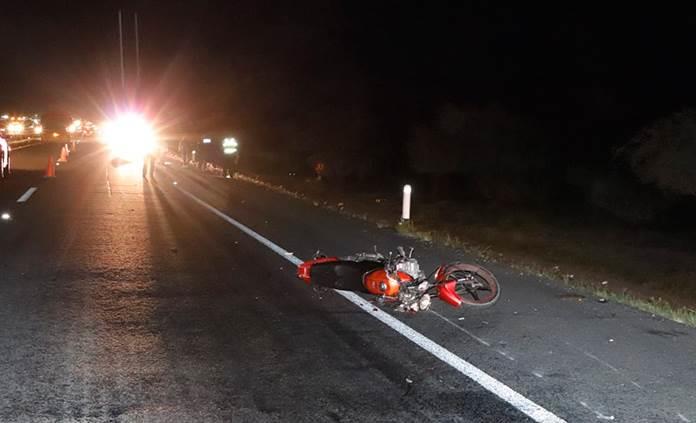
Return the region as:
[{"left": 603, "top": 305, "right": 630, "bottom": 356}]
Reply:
[{"left": 401, "top": 184, "right": 412, "bottom": 223}]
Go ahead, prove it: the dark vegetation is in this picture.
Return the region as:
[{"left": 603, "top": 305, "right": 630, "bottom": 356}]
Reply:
[{"left": 199, "top": 3, "right": 696, "bottom": 235}]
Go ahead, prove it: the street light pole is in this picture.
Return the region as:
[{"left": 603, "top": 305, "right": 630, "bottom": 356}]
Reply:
[
  {"left": 134, "top": 12, "right": 140, "bottom": 87},
  {"left": 118, "top": 10, "right": 125, "bottom": 91}
]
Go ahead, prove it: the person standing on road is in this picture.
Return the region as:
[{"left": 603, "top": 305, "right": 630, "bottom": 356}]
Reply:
[
  {"left": 142, "top": 139, "right": 162, "bottom": 178},
  {"left": 178, "top": 138, "right": 192, "bottom": 166},
  {"left": 142, "top": 152, "right": 156, "bottom": 178}
]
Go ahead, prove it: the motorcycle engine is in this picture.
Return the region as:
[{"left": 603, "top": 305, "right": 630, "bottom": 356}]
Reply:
[
  {"left": 396, "top": 258, "right": 423, "bottom": 280},
  {"left": 397, "top": 286, "right": 431, "bottom": 312}
]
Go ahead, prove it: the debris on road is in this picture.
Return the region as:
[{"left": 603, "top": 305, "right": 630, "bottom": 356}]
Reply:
[{"left": 558, "top": 293, "right": 586, "bottom": 301}]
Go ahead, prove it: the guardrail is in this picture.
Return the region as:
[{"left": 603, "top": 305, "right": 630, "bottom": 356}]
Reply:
[{"left": 8, "top": 137, "right": 41, "bottom": 149}]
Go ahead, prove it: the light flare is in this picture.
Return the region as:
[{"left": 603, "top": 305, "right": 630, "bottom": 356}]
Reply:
[
  {"left": 66, "top": 119, "right": 82, "bottom": 134},
  {"left": 100, "top": 113, "right": 157, "bottom": 161},
  {"left": 7, "top": 122, "right": 24, "bottom": 135}
]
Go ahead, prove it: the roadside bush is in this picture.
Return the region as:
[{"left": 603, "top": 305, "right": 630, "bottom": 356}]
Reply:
[
  {"left": 407, "top": 103, "right": 548, "bottom": 203},
  {"left": 621, "top": 109, "right": 696, "bottom": 196},
  {"left": 587, "top": 171, "right": 669, "bottom": 223},
  {"left": 307, "top": 151, "right": 377, "bottom": 184}
]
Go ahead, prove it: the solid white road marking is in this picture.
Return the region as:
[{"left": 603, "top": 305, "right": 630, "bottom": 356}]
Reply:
[
  {"left": 174, "top": 185, "right": 567, "bottom": 423},
  {"left": 16, "top": 187, "right": 38, "bottom": 203}
]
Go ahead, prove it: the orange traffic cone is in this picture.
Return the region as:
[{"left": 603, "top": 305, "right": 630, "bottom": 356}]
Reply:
[
  {"left": 44, "top": 156, "right": 56, "bottom": 178},
  {"left": 57, "top": 145, "right": 68, "bottom": 163}
]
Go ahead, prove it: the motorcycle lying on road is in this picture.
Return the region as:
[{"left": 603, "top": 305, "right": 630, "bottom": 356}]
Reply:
[{"left": 297, "top": 247, "right": 500, "bottom": 312}]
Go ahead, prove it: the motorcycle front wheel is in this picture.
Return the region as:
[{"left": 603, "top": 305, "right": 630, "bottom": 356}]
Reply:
[{"left": 443, "top": 263, "right": 500, "bottom": 307}]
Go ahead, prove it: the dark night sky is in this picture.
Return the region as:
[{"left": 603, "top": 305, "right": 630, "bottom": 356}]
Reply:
[{"left": 1, "top": 2, "right": 696, "bottom": 149}]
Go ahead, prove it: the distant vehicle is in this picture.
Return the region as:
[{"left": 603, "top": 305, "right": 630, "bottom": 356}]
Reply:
[
  {"left": 194, "top": 134, "right": 240, "bottom": 177},
  {"left": 82, "top": 121, "right": 96, "bottom": 137},
  {"left": 41, "top": 111, "right": 72, "bottom": 142},
  {"left": 100, "top": 113, "right": 158, "bottom": 168},
  {"left": 0, "top": 136, "right": 11, "bottom": 178},
  {"left": 42, "top": 129, "right": 70, "bottom": 143}
]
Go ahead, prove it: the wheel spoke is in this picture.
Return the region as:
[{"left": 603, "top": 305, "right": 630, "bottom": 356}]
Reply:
[{"left": 469, "top": 289, "right": 480, "bottom": 301}]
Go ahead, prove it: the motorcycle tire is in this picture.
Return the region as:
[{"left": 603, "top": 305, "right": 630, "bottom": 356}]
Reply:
[{"left": 442, "top": 263, "right": 500, "bottom": 307}]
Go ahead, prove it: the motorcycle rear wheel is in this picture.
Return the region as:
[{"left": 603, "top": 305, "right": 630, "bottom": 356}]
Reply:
[{"left": 443, "top": 263, "right": 500, "bottom": 307}]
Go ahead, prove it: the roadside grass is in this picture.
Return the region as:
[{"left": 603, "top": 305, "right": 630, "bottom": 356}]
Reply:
[
  {"left": 233, "top": 170, "right": 696, "bottom": 327},
  {"left": 395, "top": 208, "right": 696, "bottom": 327}
]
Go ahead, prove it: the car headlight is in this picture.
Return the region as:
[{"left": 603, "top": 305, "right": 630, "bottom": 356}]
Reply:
[
  {"left": 7, "top": 122, "right": 24, "bottom": 135},
  {"left": 100, "top": 114, "right": 156, "bottom": 160}
]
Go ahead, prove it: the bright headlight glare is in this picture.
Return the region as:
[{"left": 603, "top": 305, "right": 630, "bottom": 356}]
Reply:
[
  {"left": 66, "top": 119, "right": 82, "bottom": 134},
  {"left": 100, "top": 114, "right": 156, "bottom": 160},
  {"left": 7, "top": 122, "right": 24, "bottom": 135}
]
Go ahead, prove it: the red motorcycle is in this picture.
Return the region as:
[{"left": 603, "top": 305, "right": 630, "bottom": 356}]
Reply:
[{"left": 297, "top": 247, "right": 500, "bottom": 312}]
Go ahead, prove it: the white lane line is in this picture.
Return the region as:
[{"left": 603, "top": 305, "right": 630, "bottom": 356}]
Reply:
[
  {"left": 174, "top": 185, "right": 567, "bottom": 423},
  {"left": 16, "top": 187, "right": 38, "bottom": 203}
]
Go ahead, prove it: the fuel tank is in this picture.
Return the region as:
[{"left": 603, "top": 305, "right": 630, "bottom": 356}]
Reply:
[
  {"left": 297, "top": 259, "right": 382, "bottom": 292},
  {"left": 363, "top": 269, "right": 413, "bottom": 297}
]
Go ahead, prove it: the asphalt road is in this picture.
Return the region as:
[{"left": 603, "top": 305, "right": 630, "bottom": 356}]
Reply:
[{"left": 0, "top": 142, "right": 694, "bottom": 422}]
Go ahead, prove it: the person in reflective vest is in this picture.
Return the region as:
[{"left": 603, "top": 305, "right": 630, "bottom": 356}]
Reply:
[{"left": 220, "top": 137, "right": 239, "bottom": 178}]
